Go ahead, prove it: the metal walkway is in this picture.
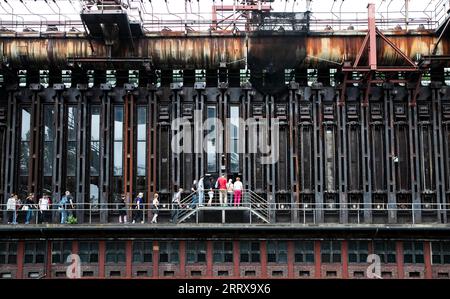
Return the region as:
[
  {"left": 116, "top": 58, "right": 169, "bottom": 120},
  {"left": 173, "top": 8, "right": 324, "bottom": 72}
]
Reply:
[{"left": 176, "top": 190, "right": 270, "bottom": 224}]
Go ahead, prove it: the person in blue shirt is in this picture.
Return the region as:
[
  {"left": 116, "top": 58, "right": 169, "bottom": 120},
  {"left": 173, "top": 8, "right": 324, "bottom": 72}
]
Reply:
[{"left": 59, "top": 191, "right": 73, "bottom": 224}]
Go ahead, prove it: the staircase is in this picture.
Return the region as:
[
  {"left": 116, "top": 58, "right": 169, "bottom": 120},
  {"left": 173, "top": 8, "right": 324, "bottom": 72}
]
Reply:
[{"left": 176, "top": 189, "right": 270, "bottom": 224}]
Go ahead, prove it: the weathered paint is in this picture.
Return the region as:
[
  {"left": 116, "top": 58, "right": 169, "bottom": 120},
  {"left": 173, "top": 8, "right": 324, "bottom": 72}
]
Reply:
[{"left": 0, "top": 33, "right": 446, "bottom": 70}]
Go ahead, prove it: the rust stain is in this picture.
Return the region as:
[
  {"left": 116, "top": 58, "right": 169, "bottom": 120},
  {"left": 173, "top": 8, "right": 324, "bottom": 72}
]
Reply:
[{"left": 0, "top": 34, "right": 447, "bottom": 69}]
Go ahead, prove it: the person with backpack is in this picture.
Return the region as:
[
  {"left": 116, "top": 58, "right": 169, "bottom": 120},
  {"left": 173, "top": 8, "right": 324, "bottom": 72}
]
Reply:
[
  {"left": 59, "top": 191, "right": 73, "bottom": 224},
  {"left": 24, "top": 193, "right": 37, "bottom": 224}
]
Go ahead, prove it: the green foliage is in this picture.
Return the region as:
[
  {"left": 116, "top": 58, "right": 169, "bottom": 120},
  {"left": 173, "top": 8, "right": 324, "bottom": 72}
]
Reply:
[{"left": 67, "top": 215, "right": 78, "bottom": 224}]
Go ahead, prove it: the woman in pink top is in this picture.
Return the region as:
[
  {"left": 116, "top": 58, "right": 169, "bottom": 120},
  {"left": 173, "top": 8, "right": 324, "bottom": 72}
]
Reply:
[{"left": 233, "top": 177, "right": 243, "bottom": 206}]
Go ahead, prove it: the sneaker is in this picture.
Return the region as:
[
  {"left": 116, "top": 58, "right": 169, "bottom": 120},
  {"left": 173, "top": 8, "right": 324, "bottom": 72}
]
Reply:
[
  {"left": 132, "top": 220, "right": 136, "bottom": 224},
  {"left": 141, "top": 221, "right": 144, "bottom": 224}
]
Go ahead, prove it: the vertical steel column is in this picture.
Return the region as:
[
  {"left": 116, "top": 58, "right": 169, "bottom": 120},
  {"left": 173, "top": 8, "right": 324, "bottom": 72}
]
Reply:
[
  {"left": 268, "top": 95, "right": 276, "bottom": 222},
  {"left": 337, "top": 95, "right": 348, "bottom": 223},
  {"left": 100, "top": 90, "right": 111, "bottom": 223},
  {"left": 0, "top": 124, "right": 4, "bottom": 208},
  {"left": 434, "top": 87, "right": 447, "bottom": 223},
  {"left": 409, "top": 90, "right": 421, "bottom": 223},
  {"left": 361, "top": 99, "right": 372, "bottom": 223},
  {"left": 124, "top": 94, "right": 134, "bottom": 209},
  {"left": 53, "top": 89, "right": 64, "bottom": 205},
  {"left": 386, "top": 88, "right": 397, "bottom": 223},
  {"left": 194, "top": 89, "right": 204, "bottom": 182},
  {"left": 29, "top": 90, "right": 42, "bottom": 195},
  {"left": 314, "top": 89, "right": 324, "bottom": 222},
  {"left": 3, "top": 89, "right": 18, "bottom": 221},
  {"left": 367, "top": 3, "right": 377, "bottom": 71},
  {"left": 76, "top": 87, "right": 88, "bottom": 223},
  {"left": 220, "top": 88, "right": 226, "bottom": 175},
  {"left": 289, "top": 86, "right": 299, "bottom": 223},
  {"left": 243, "top": 90, "right": 252, "bottom": 191},
  {"left": 147, "top": 88, "right": 157, "bottom": 207},
  {"left": 171, "top": 89, "right": 181, "bottom": 190}
]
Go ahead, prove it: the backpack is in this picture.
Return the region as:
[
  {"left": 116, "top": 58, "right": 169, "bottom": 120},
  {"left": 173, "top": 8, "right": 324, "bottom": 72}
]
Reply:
[{"left": 59, "top": 197, "right": 68, "bottom": 209}]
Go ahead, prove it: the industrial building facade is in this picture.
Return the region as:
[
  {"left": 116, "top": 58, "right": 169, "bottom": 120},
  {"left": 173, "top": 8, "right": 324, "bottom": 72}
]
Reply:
[{"left": 1, "top": 0, "right": 450, "bottom": 279}]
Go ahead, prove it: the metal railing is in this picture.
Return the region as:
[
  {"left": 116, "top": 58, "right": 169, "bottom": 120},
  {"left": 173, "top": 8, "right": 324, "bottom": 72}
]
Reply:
[
  {"left": 1, "top": 199, "right": 449, "bottom": 226},
  {"left": 176, "top": 189, "right": 270, "bottom": 224},
  {"left": 0, "top": 4, "right": 446, "bottom": 34}
]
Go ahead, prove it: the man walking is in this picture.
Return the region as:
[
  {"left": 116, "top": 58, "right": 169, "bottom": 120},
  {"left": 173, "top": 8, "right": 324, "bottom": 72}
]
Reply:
[
  {"left": 190, "top": 180, "right": 198, "bottom": 208},
  {"left": 171, "top": 188, "right": 183, "bottom": 223},
  {"left": 6, "top": 193, "right": 17, "bottom": 224},
  {"left": 197, "top": 176, "right": 205, "bottom": 207},
  {"left": 216, "top": 174, "right": 228, "bottom": 207},
  {"left": 59, "top": 191, "right": 73, "bottom": 224}
]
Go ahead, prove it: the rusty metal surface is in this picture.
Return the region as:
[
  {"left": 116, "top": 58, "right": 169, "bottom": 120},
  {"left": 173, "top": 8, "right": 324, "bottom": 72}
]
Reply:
[{"left": 0, "top": 33, "right": 447, "bottom": 69}]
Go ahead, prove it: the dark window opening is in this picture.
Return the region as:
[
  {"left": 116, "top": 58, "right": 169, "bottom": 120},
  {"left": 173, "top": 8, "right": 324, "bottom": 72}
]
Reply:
[
  {"left": 0, "top": 242, "right": 17, "bottom": 265},
  {"left": 133, "top": 241, "right": 153, "bottom": 263},
  {"left": 213, "top": 241, "right": 233, "bottom": 263},
  {"left": 186, "top": 241, "right": 206, "bottom": 264},
  {"left": 294, "top": 241, "right": 315, "bottom": 263},
  {"left": 348, "top": 241, "right": 369, "bottom": 263},
  {"left": 432, "top": 241, "right": 450, "bottom": 264},
  {"left": 240, "top": 241, "right": 260, "bottom": 263},
  {"left": 159, "top": 241, "right": 179, "bottom": 264},
  {"left": 51, "top": 241, "right": 72, "bottom": 264},
  {"left": 105, "top": 241, "right": 126, "bottom": 264},
  {"left": 79, "top": 242, "right": 98, "bottom": 264},
  {"left": 24, "top": 242, "right": 45, "bottom": 264},
  {"left": 321, "top": 241, "right": 341, "bottom": 263},
  {"left": 403, "top": 241, "right": 424, "bottom": 264},
  {"left": 374, "top": 241, "right": 396, "bottom": 264}
]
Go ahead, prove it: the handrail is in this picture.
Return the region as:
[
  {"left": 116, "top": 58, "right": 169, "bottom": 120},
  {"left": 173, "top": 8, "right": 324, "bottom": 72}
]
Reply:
[
  {"left": 1, "top": 200, "right": 449, "bottom": 225},
  {"left": 0, "top": 5, "right": 443, "bottom": 34}
]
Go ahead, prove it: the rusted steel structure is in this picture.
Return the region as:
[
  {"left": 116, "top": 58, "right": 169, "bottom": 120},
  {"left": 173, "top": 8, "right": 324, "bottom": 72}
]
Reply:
[{"left": 2, "top": 0, "right": 450, "bottom": 279}]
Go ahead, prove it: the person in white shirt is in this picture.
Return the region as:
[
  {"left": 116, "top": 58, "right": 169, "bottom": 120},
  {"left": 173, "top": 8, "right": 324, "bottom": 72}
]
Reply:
[
  {"left": 233, "top": 177, "right": 243, "bottom": 207},
  {"left": 6, "top": 194, "right": 17, "bottom": 224},
  {"left": 38, "top": 194, "right": 51, "bottom": 223},
  {"left": 197, "top": 176, "right": 204, "bottom": 207},
  {"left": 226, "top": 179, "right": 234, "bottom": 206}
]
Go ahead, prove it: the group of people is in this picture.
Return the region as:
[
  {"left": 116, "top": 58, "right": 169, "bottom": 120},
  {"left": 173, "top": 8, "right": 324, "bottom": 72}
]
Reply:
[
  {"left": 190, "top": 174, "right": 244, "bottom": 208},
  {"left": 117, "top": 192, "right": 160, "bottom": 224},
  {"left": 6, "top": 191, "right": 74, "bottom": 225},
  {"left": 169, "top": 174, "right": 244, "bottom": 222},
  {"left": 4, "top": 175, "right": 244, "bottom": 225}
]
